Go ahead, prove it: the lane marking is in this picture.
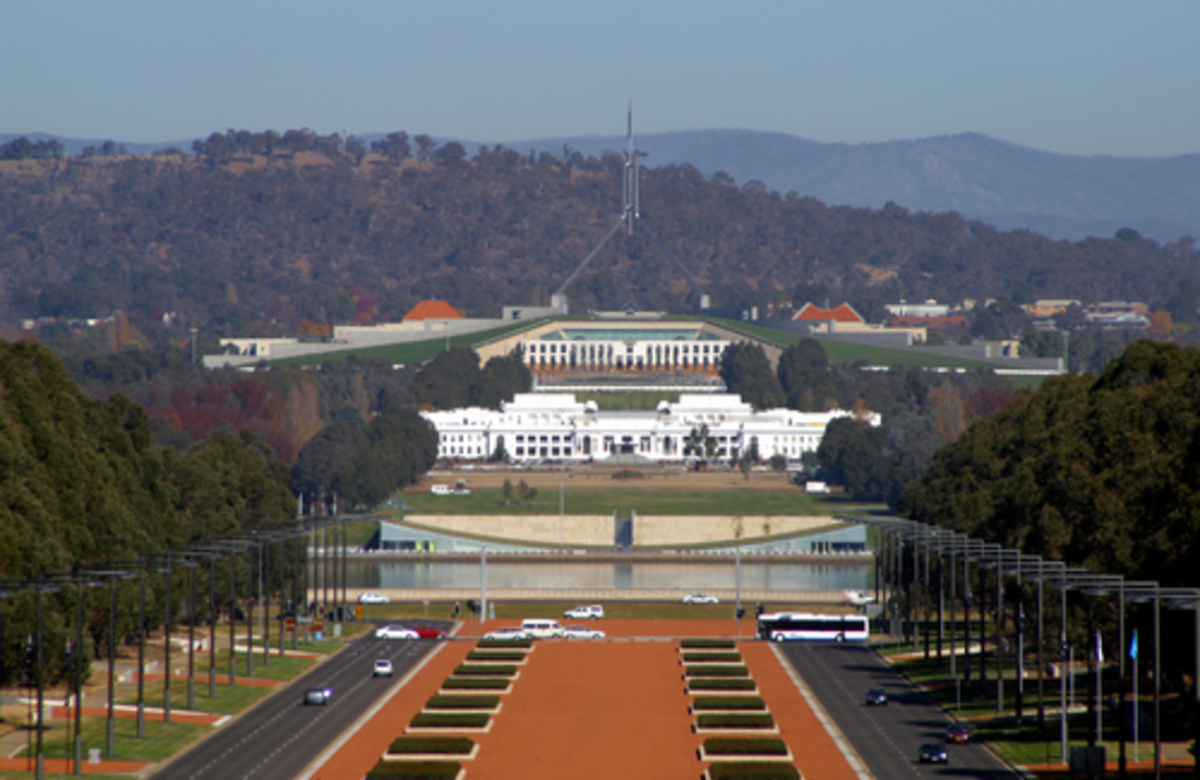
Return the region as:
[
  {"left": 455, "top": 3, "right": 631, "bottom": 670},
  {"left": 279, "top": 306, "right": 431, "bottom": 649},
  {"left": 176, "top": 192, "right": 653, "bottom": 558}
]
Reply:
[{"left": 771, "top": 643, "right": 874, "bottom": 780}]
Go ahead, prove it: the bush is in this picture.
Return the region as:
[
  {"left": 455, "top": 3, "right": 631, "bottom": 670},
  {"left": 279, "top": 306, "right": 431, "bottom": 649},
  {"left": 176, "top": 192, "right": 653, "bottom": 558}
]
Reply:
[
  {"left": 385, "top": 736, "right": 475, "bottom": 755},
  {"left": 707, "top": 762, "right": 799, "bottom": 780},
  {"left": 684, "top": 665, "right": 750, "bottom": 677},
  {"left": 366, "top": 761, "right": 464, "bottom": 779},
  {"left": 688, "top": 679, "right": 756, "bottom": 691},
  {"left": 477, "top": 639, "right": 532, "bottom": 649},
  {"left": 692, "top": 696, "right": 766, "bottom": 711},
  {"left": 441, "top": 677, "right": 510, "bottom": 690},
  {"left": 680, "top": 638, "right": 737, "bottom": 649},
  {"left": 697, "top": 713, "right": 775, "bottom": 729},
  {"left": 611, "top": 469, "right": 644, "bottom": 479},
  {"left": 703, "top": 737, "right": 789, "bottom": 756},
  {"left": 452, "top": 664, "right": 517, "bottom": 676},
  {"left": 466, "top": 650, "right": 525, "bottom": 662},
  {"left": 410, "top": 712, "right": 491, "bottom": 728},
  {"left": 425, "top": 695, "right": 501, "bottom": 710},
  {"left": 682, "top": 652, "right": 742, "bottom": 663}
]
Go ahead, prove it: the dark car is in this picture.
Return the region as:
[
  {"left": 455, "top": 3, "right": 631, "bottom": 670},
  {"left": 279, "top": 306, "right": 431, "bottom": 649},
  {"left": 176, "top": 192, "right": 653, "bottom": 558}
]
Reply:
[
  {"left": 918, "top": 742, "right": 948, "bottom": 763},
  {"left": 865, "top": 687, "right": 888, "bottom": 706},
  {"left": 946, "top": 722, "right": 971, "bottom": 744},
  {"left": 303, "top": 686, "right": 333, "bottom": 705}
]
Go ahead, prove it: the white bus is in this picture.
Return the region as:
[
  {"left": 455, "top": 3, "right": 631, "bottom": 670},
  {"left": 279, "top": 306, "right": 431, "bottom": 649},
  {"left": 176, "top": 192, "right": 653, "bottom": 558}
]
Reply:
[{"left": 757, "top": 612, "right": 869, "bottom": 643}]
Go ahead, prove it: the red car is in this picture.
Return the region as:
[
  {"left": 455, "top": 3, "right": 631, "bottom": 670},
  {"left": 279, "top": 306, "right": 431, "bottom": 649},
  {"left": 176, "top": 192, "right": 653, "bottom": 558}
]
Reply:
[
  {"left": 414, "top": 625, "right": 446, "bottom": 639},
  {"left": 946, "top": 722, "right": 971, "bottom": 744}
]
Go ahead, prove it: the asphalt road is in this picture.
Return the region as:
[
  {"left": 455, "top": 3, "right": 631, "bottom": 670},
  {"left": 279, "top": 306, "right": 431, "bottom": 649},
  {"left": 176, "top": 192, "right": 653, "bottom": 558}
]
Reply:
[
  {"left": 150, "top": 620, "right": 453, "bottom": 780},
  {"left": 777, "top": 642, "right": 1020, "bottom": 779}
]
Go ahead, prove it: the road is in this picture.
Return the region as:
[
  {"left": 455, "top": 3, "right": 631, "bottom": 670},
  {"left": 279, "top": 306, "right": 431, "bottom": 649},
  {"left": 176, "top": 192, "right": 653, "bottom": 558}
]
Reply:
[
  {"left": 150, "top": 620, "right": 452, "bottom": 780},
  {"left": 777, "top": 642, "right": 1020, "bottom": 779}
]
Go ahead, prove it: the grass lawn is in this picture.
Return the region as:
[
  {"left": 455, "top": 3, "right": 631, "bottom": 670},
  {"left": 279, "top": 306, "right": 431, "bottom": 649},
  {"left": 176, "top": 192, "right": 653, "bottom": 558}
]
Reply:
[
  {"left": 397, "top": 487, "right": 841, "bottom": 517},
  {"left": 15, "top": 716, "right": 209, "bottom": 763},
  {"left": 120, "top": 679, "right": 272, "bottom": 714},
  {"left": 194, "top": 652, "right": 315, "bottom": 682},
  {"left": 272, "top": 320, "right": 547, "bottom": 367}
]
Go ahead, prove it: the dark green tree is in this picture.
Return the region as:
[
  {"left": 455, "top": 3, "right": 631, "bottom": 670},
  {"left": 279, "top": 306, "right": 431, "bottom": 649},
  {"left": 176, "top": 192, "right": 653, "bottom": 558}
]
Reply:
[{"left": 718, "top": 342, "right": 784, "bottom": 410}]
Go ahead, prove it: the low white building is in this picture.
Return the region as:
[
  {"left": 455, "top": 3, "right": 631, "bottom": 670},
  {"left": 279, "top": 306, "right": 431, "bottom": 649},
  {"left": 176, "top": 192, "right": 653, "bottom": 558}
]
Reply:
[{"left": 422, "top": 393, "right": 880, "bottom": 464}]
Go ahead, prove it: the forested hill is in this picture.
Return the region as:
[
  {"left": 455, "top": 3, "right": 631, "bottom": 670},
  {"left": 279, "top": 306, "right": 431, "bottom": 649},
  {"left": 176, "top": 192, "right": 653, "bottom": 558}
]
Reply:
[{"left": 1, "top": 139, "right": 1197, "bottom": 351}]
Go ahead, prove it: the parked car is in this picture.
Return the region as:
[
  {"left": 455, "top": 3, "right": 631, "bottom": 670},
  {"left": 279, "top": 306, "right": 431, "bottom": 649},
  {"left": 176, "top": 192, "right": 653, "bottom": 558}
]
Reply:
[
  {"left": 918, "top": 742, "right": 948, "bottom": 763},
  {"left": 865, "top": 687, "right": 888, "bottom": 706},
  {"left": 946, "top": 722, "right": 971, "bottom": 744},
  {"left": 304, "top": 686, "right": 333, "bottom": 705},
  {"left": 375, "top": 624, "right": 419, "bottom": 640},
  {"left": 358, "top": 592, "right": 390, "bottom": 605},
  {"left": 561, "top": 624, "right": 606, "bottom": 640},
  {"left": 483, "top": 626, "right": 532, "bottom": 641},
  {"left": 520, "top": 618, "right": 564, "bottom": 638},
  {"left": 414, "top": 625, "right": 446, "bottom": 639},
  {"left": 372, "top": 659, "right": 394, "bottom": 677},
  {"left": 682, "top": 592, "right": 719, "bottom": 605},
  {"left": 564, "top": 604, "right": 604, "bottom": 620}
]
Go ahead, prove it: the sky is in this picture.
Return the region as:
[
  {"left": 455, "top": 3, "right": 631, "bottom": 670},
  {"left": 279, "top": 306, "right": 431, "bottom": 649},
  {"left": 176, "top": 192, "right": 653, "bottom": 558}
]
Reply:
[{"left": 2, "top": 1, "right": 1198, "bottom": 158}]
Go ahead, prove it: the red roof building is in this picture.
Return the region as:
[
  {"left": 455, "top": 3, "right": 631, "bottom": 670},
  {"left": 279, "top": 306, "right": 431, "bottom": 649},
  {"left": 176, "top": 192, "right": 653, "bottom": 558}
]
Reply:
[
  {"left": 793, "top": 302, "right": 864, "bottom": 324},
  {"left": 888, "top": 314, "right": 969, "bottom": 339},
  {"left": 403, "top": 300, "right": 462, "bottom": 321}
]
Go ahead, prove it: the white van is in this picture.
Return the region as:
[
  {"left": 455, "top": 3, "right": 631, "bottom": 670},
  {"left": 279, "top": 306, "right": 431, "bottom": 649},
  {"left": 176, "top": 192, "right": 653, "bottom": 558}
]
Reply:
[{"left": 520, "top": 618, "right": 564, "bottom": 639}]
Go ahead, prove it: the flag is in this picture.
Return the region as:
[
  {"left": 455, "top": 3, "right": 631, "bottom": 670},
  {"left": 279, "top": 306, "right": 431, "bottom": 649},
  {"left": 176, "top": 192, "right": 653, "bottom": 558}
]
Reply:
[
  {"left": 1129, "top": 629, "right": 1138, "bottom": 661},
  {"left": 1095, "top": 630, "right": 1104, "bottom": 664}
]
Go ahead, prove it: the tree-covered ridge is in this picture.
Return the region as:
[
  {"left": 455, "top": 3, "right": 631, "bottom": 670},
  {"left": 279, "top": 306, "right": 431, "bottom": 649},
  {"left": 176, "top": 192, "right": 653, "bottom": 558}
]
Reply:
[
  {"left": 897, "top": 340, "right": 1200, "bottom": 587},
  {"left": 1, "top": 142, "right": 1197, "bottom": 353}
]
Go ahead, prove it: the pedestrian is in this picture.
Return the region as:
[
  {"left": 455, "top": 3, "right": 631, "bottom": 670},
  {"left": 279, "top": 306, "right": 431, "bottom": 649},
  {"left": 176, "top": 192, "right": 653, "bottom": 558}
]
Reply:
[{"left": 453, "top": 601, "right": 460, "bottom": 618}]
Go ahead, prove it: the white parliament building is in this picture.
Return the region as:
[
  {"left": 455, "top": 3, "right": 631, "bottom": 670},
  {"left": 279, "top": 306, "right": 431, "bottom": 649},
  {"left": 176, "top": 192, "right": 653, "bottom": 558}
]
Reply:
[{"left": 422, "top": 393, "right": 880, "bottom": 465}]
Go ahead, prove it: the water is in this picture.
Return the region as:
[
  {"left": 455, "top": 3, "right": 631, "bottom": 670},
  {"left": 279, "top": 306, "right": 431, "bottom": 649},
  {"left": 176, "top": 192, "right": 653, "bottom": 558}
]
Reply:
[{"left": 345, "top": 560, "right": 871, "bottom": 592}]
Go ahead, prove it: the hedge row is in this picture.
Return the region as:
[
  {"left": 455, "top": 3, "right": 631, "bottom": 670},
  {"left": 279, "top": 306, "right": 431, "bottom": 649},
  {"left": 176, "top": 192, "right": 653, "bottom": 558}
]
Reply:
[
  {"left": 441, "top": 677, "right": 510, "bottom": 690},
  {"left": 687, "top": 678, "right": 756, "bottom": 691},
  {"left": 410, "top": 713, "right": 491, "bottom": 729},
  {"left": 682, "top": 651, "right": 743, "bottom": 663},
  {"left": 466, "top": 650, "right": 526, "bottom": 662},
  {"left": 425, "top": 695, "right": 501, "bottom": 710},
  {"left": 680, "top": 638, "right": 737, "bottom": 649},
  {"left": 706, "top": 762, "right": 800, "bottom": 780},
  {"left": 366, "top": 760, "right": 463, "bottom": 779},
  {"left": 452, "top": 664, "right": 518, "bottom": 677},
  {"left": 385, "top": 736, "right": 475, "bottom": 755},
  {"left": 703, "top": 737, "right": 789, "bottom": 756},
  {"left": 692, "top": 696, "right": 767, "bottom": 711},
  {"left": 684, "top": 665, "right": 750, "bottom": 678},
  {"left": 477, "top": 639, "right": 533, "bottom": 649},
  {"left": 697, "top": 713, "right": 776, "bottom": 729}
]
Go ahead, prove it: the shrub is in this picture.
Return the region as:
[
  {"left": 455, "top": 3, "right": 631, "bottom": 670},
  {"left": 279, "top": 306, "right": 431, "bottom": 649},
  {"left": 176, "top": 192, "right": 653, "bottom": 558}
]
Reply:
[
  {"left": 366, "top": 761, "right": 464, "bottom": 779},
  {"left": 441, "top": 677, "right": 510, "bottom": 690},
  {"left": 477, "top": 639, "right": 532, "bottom": 649},
  {"left": 707, "top": 762, "right": 799, "bottom": 780},
  {"left": 688, "top": 679, "right": 756, "bottom": 691},
  {"left": 410, "top": 713, "right": 490, "bottom": 728},
  {"left": 703, "top": 737, "right": 789, "bottom": 756},
  {"left": 385, "top": 736, "right": 475, "bottom": 755},
  {"left": 680, "top": 638, "right": 737, "bottom": 649},
  {"left": 682, "top": 651, "right": 742, "bottom": 663},
  {"left": 466, "top": 650, "right": 525, "bottom": 662},
  {"left": 697, "top": 713, "right": 776, "bottom": 729},
  {"left": 452, "top": 664, "right": 517, "bottom": 676},
  {"left": 425, "top": 695, "right": 501, "bottom": 710},
  {"left": 692, "top": 696, "right": 766, "bottom": 711},
  {"left": 684, "top": 665, "right": 750, "bottom": 677},
  {"left": 611, "top": 469, "right": 643, "bottom": 479}
]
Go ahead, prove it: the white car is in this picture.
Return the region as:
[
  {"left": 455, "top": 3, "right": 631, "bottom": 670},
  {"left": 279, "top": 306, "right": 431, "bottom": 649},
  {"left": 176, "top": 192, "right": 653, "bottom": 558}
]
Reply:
[
  {"left": 561, "top": 624, "right": 606, "bottom": 640},
  {"left": 373, "top": 659, "right": 394, "bottom": 677},
  {"left": 483, "top": 626, "right": 532, "bottom": 641},
  {"left": 682, "top": 592, "right": 719, "bottom": 605},
  {"left": 358, "top": 592, "right": 390, "bottom": 605},
  {"left": 375, "top": 624, "right": 419, "bottom": 640},
  {"left": 564, "top": 604, "right": 604, "bottom": 620}
]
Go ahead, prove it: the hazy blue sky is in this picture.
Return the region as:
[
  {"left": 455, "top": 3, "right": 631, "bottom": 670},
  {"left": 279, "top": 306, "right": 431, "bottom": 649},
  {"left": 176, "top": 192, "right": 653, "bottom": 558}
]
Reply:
[{"left": 3, "top": 1, "right": 1197, "bottom": 157}]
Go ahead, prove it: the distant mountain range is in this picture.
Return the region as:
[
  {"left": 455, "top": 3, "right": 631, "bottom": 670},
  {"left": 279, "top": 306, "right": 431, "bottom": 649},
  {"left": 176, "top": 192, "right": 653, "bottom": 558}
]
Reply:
[{"left": 5, "top": 129, "right": 1197, "bottom": 242}]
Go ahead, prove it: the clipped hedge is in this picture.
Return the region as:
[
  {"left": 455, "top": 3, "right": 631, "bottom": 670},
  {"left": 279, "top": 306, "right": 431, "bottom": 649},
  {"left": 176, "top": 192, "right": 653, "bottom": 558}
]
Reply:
[
  {"left": 703, "top": 737, "right": 789, "bottom": 756},
  {"left": 410, "top": 713, "right": 491, "bottom": 729},
  {"left": 680, "top": 638, "right": 737, "bottom": 649},
  {"left": 466, "top": 650, "right": 526, "bottom": 662},
  {"left": 688, "top": 678, "right": 756, "bottom": 691},
  {"left": 684, "top": 665, "right": 750, "bottom": 678},
  {"left": 441, "top": 677, "right": 510, "bottom": 690},
  {"left": 692, "top": 696, "right": 767, "bottom": 711},
  {"left": 477, "top": 639, "right": 532, "bottom": 649},
  {"left": 425, "top": 695, "right": 501, "bottom": 710},
  {"left": 697, "top": 713, "right": 776, "bottom": 729},
  {"left": 452, "top": 664, "right": 517, "bottom": 677},
  {"left": 682, "top": 652, "right": 743, "bottom": 663},
  {"left": 706, "top": 762, "right": 800, "bottom": 780},
  {"left": 366, "top": 760, "right": 463, "bottom": 779},
  {"left": 386, "top": 736, "right": 475, "bottom": 755}
]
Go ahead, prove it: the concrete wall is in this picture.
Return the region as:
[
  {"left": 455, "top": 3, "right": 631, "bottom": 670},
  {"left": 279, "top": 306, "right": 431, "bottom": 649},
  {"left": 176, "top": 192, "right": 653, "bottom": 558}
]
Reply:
[{"left": 632, "top": 515, "right": 841, "bottom": 546}]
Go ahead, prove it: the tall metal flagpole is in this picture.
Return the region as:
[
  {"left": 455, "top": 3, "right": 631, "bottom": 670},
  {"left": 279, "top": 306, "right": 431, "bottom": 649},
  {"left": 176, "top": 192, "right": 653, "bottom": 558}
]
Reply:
[{"left": 1132, "top": 629, "right": 1139, "bottom": 762}]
